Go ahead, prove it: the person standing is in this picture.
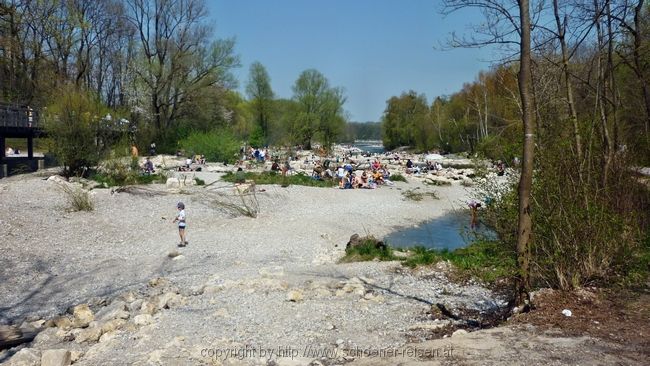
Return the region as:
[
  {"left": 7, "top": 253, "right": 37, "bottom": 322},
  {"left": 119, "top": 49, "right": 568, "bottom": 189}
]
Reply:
[
  {"left": 150, "top": 142, "right": 156, "bottom": 156},
  {"left": 173, "top": 202, "right": 188, "bottom": 247}
]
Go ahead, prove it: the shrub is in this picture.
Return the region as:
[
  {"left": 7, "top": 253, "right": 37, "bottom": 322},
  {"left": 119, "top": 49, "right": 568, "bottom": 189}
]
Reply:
[
  {"left": 339, "top": 239, "right": 396, "bottom": 263},
  {"left": 44, "top": 86, "right": 112, "bottom": 176},
  {"left": 222, "top": 171, "right": 336, "bottom": 188},
  {"left": 390, "top": 173, "right": 407, "bottom": 182},
  {"left": 180, "top": 129, "right": 241, "bottom": 164},
  {"left": 60, "top": 184, "right": 94, "bottom": 212}
]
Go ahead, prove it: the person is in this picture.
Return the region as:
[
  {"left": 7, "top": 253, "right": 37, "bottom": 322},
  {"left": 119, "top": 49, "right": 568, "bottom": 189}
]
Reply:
[
  {"left": 14, "top": 148, "right": 20, "bottom": 155},
  {"left": 173, "top": 202, "right": 188, "bottom": 247},
  {"left": 143, "top": 157, "right": 155, "bottom": 174},
  {"left": 235, "top": 167, "right": 246, "bottom": 183},
  {"left": 496, "top": 160, "right": 505, "bottom": 176},
  {"left": 185, "top": 157, "right": 192, "bottom": 170},
  {"left": 131, "top": 145, "right": 139, "bottom": 157},
  {"left": 468, "top": 200, "right": 482, "bottom": 229},
  {"left": 406, "top": 159, "right": 413, "bottom": 173},
  {"left": 282, "top": 160, "right": 291, "bottom": 176},
  {"left": 5, "top": 147, "right": 14, "bottom": 155},
  {"left": 271, "top": 160, "right": 280, "bottom": 172},
  {"left": 149, "top": 142, "right": 156, "bottom": 156}
]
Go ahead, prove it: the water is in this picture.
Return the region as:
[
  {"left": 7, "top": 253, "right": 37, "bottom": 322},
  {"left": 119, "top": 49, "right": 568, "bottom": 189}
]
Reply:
[
  {"left": 351, "top": 140, "right": 385, "bottom": 154},
  {"left": 384, "top": 211, "right": 497, "bottom": 251}
]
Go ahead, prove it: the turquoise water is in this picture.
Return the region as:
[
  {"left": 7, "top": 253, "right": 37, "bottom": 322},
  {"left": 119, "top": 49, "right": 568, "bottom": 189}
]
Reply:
[{"left": 384, "top": 211, "right": 497, "bottom": 250}]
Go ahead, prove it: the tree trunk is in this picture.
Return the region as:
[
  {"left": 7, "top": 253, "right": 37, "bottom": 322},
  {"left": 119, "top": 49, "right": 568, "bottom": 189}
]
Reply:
[
  {"left": 553, "top": 0, "right": 582, "bottom": 162},
  {"left": 515, "top": 0, "right": 534, "bottom": 308}
]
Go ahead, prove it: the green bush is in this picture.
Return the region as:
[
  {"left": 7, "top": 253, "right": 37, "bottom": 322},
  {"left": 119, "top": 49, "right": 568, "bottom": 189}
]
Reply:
[
  {"left": 222, "top": 171, "right": 336, "bottom": 187},
  {"left": 180, "top": 129, "right": 241, "bottom": 164},
  {"left": 402, "top": 241, "right": 517, "bottom": 284},
  {"left": 44, "top": 86, "right": 111, "bottom": 176},
  {"left": 390, "top": 173, "right": 407, "bottom": 182},
  {"left": 339, "top": 239, "right": 396, "bottom": 263}
]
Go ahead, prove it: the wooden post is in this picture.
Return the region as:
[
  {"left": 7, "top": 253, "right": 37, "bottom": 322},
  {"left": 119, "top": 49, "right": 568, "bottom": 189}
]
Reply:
[{"left": 27, "top": 135, "right": 34, "bottom": 159}]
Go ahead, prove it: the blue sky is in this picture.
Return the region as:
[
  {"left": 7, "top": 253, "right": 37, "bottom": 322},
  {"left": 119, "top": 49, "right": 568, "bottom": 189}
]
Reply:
[{"left": 207, "top": 0, "right": 495, "bottom": 122}]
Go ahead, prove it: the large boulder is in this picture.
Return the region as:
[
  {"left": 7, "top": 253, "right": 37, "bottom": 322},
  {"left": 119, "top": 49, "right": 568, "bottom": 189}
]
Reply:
[{"left": 71, "top": 304, "right": 94, "bottom": 328}]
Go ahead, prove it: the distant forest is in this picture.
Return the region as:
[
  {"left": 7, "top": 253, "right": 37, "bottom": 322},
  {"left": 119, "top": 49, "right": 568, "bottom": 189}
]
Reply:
[{"left": 341, "top": 122, "right": 382, "bottom": 142}]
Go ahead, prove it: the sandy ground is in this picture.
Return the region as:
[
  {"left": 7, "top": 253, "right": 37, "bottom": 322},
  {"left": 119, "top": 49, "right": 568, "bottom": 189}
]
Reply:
[{"left": 1, "top": 168, "right": 647, "bottom": 365}]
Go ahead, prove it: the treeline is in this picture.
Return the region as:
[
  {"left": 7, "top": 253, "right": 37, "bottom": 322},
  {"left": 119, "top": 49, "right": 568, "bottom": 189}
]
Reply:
[
  {"left": 340, "top": 122, "right": 382, "bottom": 142},
  {"left": 382, "top": 1, "right": 650, "bottom": 167},
  {"left": 0, "top": 0, "right": 346, "bottom": 158}
]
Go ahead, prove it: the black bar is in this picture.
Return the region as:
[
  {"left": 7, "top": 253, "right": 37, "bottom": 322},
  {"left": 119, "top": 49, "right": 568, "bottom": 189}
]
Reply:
[
  {"left": 28, "top": 136, "right": 33, "bottom": 159},
  {"left": 0, "top": 136, "right": 5, "bottom": 159}
]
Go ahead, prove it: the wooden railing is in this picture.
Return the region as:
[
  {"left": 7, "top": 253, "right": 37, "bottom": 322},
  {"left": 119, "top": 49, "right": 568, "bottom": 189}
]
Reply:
[{"left": 0, "top": 103, "right": 40, "bottom": 128}]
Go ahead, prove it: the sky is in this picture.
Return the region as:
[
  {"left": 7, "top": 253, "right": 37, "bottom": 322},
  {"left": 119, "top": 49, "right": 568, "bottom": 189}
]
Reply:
[{"left": 207, "top": 0, "right": 496, "bottom": 122}]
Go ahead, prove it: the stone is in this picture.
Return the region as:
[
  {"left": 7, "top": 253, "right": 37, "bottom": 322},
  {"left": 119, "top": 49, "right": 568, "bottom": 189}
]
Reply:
[
  {"left": 33, "top": 327, "right": 61, "bottom": 345},
  {"left": 7, "top": 348, "right": 41, "bottom": 366},
  {"left": 148, "top": 277, "right": 170, "bottom": 288},
  {"left": 47, "top": 316, "right": 72, "bottom": 330},
  {"left": 140, "top": 301, "right": 157, "bottom": 315},
  {"left": 96, "top": 301, "right": 129, "bottom": 322},
  {"left": 41, "top": 349, "right": 71, "bottom": 366},
  {"left": 119, "top": 291, "right": 138, "bottom": 303},
  {"left": 156, "top": 292, "right": 184, "bottom": 310},
  {"left": 133, "top": 314, "right": 153, "bottom": 326},
  {"left": 71, "top": 304, "right": 94, "bottom": 328},
  {"left": 165, "top": 177, "right": 180, "bottom": 189},
  {"left": 128, "top": 299, "right": 144, "bottom": 313},
  {"left": 100, "top": 319, "right": 126, "bottom": 334},
  {"left": 286, "top": 290, "right": 304, "bottom": 302},
  {"left": 75, "top": 326, "right": 103, "bottom": 343},
  {"left": 99, "top": 330, "right": 118, "bottom": 343},
  {"left": 452, "top": 329, "right": 468, "bottom": 337},
  {"left": 70, "top": 351, "right": 83, "bottom": 363}
]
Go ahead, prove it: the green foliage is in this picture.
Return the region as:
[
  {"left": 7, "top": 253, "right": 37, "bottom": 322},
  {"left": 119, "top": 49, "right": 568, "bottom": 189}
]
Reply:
[
  {"left": 292, "top": 69, "right": 347, "bottom": 149},
  {"left": 402, "top": 241, "right": 517, "bottom": 284},
  {"left": 179, "top": 129, "right": 241, "bottom": 164},
  {"left": 390, "top": 173, "right": 407, "bottom": 182},
  {"left": 475, "top": 138, "right": 650, "bottom": 289},
  {"left": 222, "top": 171, "right": 337, "bottom": 188},
  {"left": 381, "top": 91, "right": 431, "bottom": 151},
  {"left": 339, "top": 240, "right": 396, "bottom": 263},
  {"left": 248, "top": 125, "right": 265, "bottom": 148},
  {"left": 475, "top": 135, "right": 521, "bottom": 162},
  {"left": 43, "top": 86, "right": 111, "bottom": 176},
  {"left": 341, "top": 122, "right": 382, "bottom": 142},
  {"left": 246, "top": 61, "right": 275, "bottom": 144}
]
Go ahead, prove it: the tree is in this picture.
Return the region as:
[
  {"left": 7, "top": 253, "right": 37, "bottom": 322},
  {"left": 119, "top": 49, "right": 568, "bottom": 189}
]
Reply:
[
  {"left": 124, "top": 0, "right": 239, "bottom": 135},
  {"left": 245, "top": 61, "right": 274, "bottom": 145},
  {"left": 381, "top": 91, "right": 431, "bottom": 151},
  {"left": 291, "top": 69, "right": 346, "bottom": 150}
]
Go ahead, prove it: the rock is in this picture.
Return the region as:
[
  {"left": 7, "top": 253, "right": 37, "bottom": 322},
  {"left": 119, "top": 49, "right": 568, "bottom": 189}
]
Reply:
[
  {"left": 70, "top": 351, "right": 83, "bottom": 363},
  {"left": 41, "top": 349, "right": 71, "bottom": 366},
  {"left": 148, "top": 277, "right": 171, "bottom": 288},
  {"left": 165, "top": 177, "right": 180, "bottom": 189},
  {"left": 452, "top": 329, "right": 468, "bottom": 337},
  {"left": 133, "top": 314, "right": 153, "bottom": 326},
  {"left": 71, "top": 304, "right": 94, "bottom": 328},
  {"left": 95, "top": 301, "right": 129, "bottom": 322},
  {"left": 100, "top": 319, "right": 126, "bottom": 334},
  {"left": 46, "top": 316, "right": 72, "bottom": 330},
  {"left": 172, "top": 254, "right": 185, "bottom": 261},
  {"left": 345, "top": 234, "right": 385, "bottom": 250},
  {"left": 139, "top": 301, "right": 157, "bottom": 315},
  {"left": 167, "top": 250, "right": 181, "bottom": 258},
  {"left": 562, "top": 309, "right": 572, "bottom": 317},
  {"left": 128, "top": 299, "right": 144, "bottom": 313},
  {"left": 75, "top": 326, "right": 103, "bottom": 343},
  {"left": 7, "top": 348, "right": 41, "bottom": 366},
  {"left": 99, "top": 330, "right": 118, "bottom": 343},
  {"left": 119, "top": 291, "right": 138, "bottom": 303},
  {"left": 286, "top": 290, "right": 304, "bottom": 302},
  {"left": 156, "top": 292, "right": 184, "bottom": 309}
]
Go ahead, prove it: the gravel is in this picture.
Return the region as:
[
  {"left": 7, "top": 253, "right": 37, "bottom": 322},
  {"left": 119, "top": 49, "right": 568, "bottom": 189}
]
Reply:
[{"left": 0, "top": 168, "right": 504, "bottom": 365}]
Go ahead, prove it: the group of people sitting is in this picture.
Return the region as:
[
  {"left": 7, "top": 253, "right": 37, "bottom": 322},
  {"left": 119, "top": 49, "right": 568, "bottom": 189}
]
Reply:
[
  {"left": 405, "top": 159, "right": 443, "bottom": 174},
  {"left": 334, "top": 161, "right": 392, "bottom": 189},
  {"left": 4, "top": 147, "right": 21, "bottom": 155},
  {"left": 176, "top": 154, "right": 205, "bottom": 172}
]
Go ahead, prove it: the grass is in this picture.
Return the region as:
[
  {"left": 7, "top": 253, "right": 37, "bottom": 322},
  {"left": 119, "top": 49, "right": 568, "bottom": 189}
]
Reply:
[
  {"left": 90, "top": 172, "right": 166, "bottom": 187},
  {"left": 402, "top": 240, "right": 517, "bottom": 284},
  {"left": 402, "top": 188, "right": 438, "bottom": 201},
  {"left": 390, "top": 173, "right": 407, "bottom": 182},
  {"left": 222, "top": 171, "right": 337, "bottom": 188},
  {"left": 339, "top": 239, "right": 397, "bottom": 263},
  {"left": 194, "top": 177, "right": 205, "bottom": 186},
  {"left": 60, "top": 184, "right": 94, "bottom": 212},
  {"left": 339, "top": 237, "right": 517, "bottom": 285}
]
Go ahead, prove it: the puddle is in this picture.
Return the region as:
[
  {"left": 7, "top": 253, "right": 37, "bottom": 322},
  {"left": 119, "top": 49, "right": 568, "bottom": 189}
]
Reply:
[{"left": 385, "top": 211, "right": 497, "bottom": 250}]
